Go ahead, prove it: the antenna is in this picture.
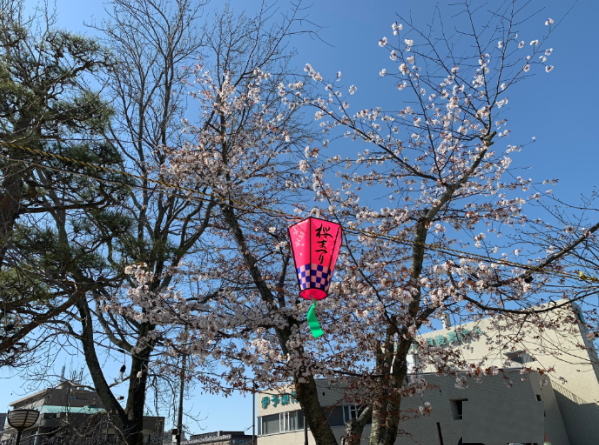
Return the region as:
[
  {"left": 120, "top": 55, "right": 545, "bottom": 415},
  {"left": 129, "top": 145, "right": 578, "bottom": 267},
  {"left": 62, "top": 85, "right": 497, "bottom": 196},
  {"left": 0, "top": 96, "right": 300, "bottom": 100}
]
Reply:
[{"left": 60, "top": 365, "right": 66, "bottom": 381}]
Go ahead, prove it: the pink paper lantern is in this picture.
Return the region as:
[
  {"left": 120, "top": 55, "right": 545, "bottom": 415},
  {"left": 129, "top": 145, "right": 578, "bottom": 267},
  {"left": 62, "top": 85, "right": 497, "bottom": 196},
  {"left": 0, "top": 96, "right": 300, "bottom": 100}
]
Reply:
[{"left": 288, "top": 217, "right": 343, "bottom": 300}]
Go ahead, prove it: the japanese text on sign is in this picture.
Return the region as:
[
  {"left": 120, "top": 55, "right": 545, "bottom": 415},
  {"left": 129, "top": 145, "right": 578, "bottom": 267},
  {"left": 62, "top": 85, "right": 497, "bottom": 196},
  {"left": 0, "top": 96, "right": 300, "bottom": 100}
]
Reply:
[
  {"left": 260, "top": 392, "right": 299, "bottom": 409},
  {"left": 409, "top": 327, "right": 484, "bottom": 353}
]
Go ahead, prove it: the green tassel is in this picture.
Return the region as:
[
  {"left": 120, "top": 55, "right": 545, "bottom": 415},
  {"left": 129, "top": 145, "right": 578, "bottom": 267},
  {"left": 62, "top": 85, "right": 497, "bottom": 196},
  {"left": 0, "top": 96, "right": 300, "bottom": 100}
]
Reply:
[{"left": 306, "top": 302, "right": 324, "bottom": 338}]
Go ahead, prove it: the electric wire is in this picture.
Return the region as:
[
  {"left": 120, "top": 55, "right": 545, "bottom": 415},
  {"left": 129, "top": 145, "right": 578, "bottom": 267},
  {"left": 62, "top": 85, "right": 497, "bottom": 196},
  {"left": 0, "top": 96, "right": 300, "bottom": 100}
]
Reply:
[{"left": 0, "top": 140, "right": 594, "bottom": 283}]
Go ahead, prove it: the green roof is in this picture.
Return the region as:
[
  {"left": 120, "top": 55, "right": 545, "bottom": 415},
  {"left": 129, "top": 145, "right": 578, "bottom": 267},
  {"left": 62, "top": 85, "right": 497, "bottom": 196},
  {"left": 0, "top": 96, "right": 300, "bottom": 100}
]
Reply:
[{"left": 40, "top": 406, "right": 105, "bottom": 414}]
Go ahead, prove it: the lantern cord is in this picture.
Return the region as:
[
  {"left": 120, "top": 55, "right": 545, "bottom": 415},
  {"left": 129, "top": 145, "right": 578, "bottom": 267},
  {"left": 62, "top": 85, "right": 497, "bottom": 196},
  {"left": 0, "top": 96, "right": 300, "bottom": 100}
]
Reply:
[{"left": 306, "top": 300, "right": 324, "bottom": 339}]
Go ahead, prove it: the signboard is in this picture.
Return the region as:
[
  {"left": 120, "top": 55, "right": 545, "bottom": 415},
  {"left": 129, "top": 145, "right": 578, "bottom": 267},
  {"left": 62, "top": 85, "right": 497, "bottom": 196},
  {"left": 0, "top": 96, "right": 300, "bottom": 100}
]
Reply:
[
  {"left": 260, "top": 392, "right": 299, "bottom": 409},
  {"left": 409, "top": 327, "right": 484, "bottom": 353}
]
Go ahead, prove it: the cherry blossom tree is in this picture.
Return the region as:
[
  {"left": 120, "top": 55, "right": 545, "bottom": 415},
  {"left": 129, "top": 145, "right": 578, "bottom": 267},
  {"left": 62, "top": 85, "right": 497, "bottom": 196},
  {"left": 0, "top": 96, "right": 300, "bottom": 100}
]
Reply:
[
  {"left": 158, "top": 2, "right": 599, "bottom": 445},
  {"left": 87, "top": 2, "right": 324, "bottom": 444},
  {"left": 287, "top": 2, "right": 599, "bottom": 444}
]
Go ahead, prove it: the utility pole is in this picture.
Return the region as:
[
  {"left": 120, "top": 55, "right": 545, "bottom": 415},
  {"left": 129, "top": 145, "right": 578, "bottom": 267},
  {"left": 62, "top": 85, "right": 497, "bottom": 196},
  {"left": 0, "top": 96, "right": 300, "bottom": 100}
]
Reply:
[
  {"left": 176, "top": 353, "right": 186, "bottom": 444},
  {"left": 252, "top": 385, "right": 256, "bottom": 445},
  {"left": 176, "top": 331, "right": 188, "bottom": 445}
]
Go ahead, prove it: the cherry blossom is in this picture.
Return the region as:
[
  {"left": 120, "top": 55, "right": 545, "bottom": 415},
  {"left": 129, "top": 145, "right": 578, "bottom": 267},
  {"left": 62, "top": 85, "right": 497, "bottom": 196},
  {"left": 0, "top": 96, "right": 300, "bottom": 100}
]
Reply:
[{"left": 150, "top": 4, "right": 599, "bottom": 445}]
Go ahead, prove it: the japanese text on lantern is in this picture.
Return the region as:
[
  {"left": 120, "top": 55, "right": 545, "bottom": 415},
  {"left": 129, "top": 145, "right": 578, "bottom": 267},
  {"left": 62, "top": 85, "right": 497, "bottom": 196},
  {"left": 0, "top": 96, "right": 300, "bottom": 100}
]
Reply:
[{"left": 315, "top": 224, "right": 332, "bottom": 264}]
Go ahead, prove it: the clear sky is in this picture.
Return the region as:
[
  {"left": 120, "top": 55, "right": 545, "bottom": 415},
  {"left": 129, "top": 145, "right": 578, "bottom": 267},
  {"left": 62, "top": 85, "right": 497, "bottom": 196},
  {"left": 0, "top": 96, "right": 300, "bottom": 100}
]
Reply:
[{"left": 2, "top": 0, "right": 598, "bottom": 437}]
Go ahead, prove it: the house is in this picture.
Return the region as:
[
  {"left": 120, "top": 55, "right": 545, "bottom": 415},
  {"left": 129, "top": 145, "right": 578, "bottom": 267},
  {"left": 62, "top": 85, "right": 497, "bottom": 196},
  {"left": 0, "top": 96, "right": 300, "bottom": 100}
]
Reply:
[{"left": 1, "top": 381, "right": 164, "bottom": 444}]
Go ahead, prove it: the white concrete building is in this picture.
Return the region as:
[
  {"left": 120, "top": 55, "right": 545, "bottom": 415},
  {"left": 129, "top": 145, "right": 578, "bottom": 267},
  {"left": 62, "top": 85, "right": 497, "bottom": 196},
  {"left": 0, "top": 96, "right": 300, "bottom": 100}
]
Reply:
[
  {"left": 413, "top": 300, "right": 599, "bottom": 444},
  {"left": 257, "top": 371, "right": 567, "bottom": 445},
  {"left": 257, "top": 300, "right": 597, "bottom": 445}
]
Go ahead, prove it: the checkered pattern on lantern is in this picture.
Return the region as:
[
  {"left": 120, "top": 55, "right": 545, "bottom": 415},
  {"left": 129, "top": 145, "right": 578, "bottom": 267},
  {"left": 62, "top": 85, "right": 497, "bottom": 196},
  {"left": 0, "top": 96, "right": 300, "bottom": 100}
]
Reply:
[{"left": 296, "top": 264, "right": 331, "bottom": 291}]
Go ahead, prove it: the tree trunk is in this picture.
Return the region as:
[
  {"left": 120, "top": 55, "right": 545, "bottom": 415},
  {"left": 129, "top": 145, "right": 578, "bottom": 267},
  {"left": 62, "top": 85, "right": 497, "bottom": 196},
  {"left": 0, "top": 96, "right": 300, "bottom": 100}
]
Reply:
[
  {"left": 341, "top": 406, "right": 372, "bottom": 445},
  {"left": 76, "top": 298, "right": 128, "bottom": 442},
  {"left": 296, "top": 376, "right": 339, "bottom": 445},
  {"left": 221, "top": 203, "right": 339, "bottom": 445},
  {"left": 124, "top": 332, "right": 154, "bottom": 445},
  {"left": 369, "top": 337, "right": 410, "bottom": 445},
  {"left": 78, "top": 298, "right": 157, "bottom": 445}
]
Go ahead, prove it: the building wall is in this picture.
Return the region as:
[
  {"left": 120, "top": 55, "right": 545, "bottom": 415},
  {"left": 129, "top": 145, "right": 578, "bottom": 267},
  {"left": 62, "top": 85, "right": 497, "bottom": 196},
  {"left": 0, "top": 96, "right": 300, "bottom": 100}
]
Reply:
[
  {"left": 257, "top": 371, "right": 570, "bottom": 445},
  {"left": 184, "top": 431, "right": 254, "bottom": 445},
  {"left": 395, "top": 372, "right": 569, "bottom": 445},
  {"left": 414, "top": 301, "right": 599, "bottom": 444},
  {"left": 44, "top": 387, "right": 102, "bottom": 408},
  {"left": 548, "top": 379, "right": 599, "bottom": 445},
  {"left": 257, "top": 382, "right": 345, "bottom": 445},
  {"left": 416, "top": 302, "right": 599, "bottom": 402},
  {"left": 528, "top": 372, "right": 571, "bottom": 445},
  {"left": 1, "top": 382, "right": 164, "bottom": 445}
]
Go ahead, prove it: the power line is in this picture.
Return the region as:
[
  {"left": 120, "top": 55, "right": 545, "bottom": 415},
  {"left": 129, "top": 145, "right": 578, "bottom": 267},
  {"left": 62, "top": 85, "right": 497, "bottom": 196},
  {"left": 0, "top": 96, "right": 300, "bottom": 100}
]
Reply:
[{"left": 0, "top": 140, "right": 592, "bottom": 283}]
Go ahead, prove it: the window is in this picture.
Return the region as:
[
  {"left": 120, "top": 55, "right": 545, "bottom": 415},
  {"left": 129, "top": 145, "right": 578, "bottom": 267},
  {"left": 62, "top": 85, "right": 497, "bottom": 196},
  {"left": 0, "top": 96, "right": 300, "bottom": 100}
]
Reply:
[
  {"left": 323, "top": 405, "right": 370, "bottom": 426},
  {"left": 450, "top": 398, "right": 468, "bottom": 420},
  {"left": 343, "top": 405, "right": 359, "bottom": 422},
  {"left": 342, "top": 405, "right": 370, "bottom": 424},
  {"left": 323, "top": 405, "right": 371, "bottom": 426},
  {"left": 260, "top": 414, "right": 279, "bottom": 435},
  {"left": 259, "top": 411, "right": 304, "bottom": 435},
  {"left": 280, "top": 411, "right": 304, "bottom": 432},
  {"left": 505, "top": 351, "right": 525, "bottom": 364},
  {"left": 325, "top": 406, "right": 345, "bottom": 426},
  {"left": 407, "top": 353, "right": 420, "bottom": 374},
  {"left": 280, "top": 412, "right": 290, "bottom": 431},
  {"left": 504, "top": 351, "right": 534, "bottom": 366}
]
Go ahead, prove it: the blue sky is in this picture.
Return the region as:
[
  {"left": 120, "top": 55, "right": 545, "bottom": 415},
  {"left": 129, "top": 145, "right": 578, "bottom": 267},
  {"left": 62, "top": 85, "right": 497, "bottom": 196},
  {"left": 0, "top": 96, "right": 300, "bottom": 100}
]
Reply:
[{"left": 2, "top": 0, "right": 597, "bottom": 436}]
